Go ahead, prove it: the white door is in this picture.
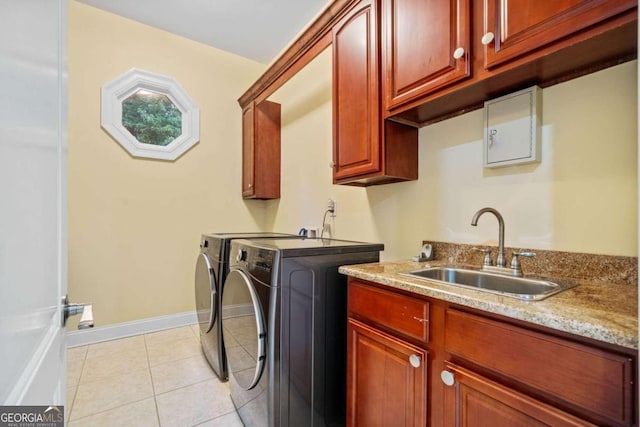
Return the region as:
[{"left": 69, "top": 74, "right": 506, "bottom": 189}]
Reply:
[{"left": 0, "top": 0, "right": 68, "bottom": 406}]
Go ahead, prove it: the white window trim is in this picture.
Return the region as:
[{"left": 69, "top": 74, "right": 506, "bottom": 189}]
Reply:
[{"left": 101, "top": 68, "right": 199, "bottom": 160}]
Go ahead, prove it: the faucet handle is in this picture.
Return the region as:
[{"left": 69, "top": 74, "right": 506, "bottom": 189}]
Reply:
[
  {"left": 472, "top": 247, "right": 493, "bottom": 266},
  {"left": 510, "top": 251, "right": 535, "bottom": 276}
]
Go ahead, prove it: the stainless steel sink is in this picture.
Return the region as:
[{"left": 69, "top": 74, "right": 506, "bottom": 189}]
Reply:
[{"left": 400, "top": 266, "right": 576, "bottom": 301}]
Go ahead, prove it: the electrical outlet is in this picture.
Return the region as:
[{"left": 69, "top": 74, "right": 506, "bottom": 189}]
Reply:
[{"left": 327, "top": 199, "right": 336, "bottom": 217}]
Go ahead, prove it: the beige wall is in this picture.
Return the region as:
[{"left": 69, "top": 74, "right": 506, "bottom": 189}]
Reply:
[
  {"left": 68, "top": 1, "right": 267, "bottom": 327},
  {"left": 268, "top": 50, "right": 637, "bottom": 260}
]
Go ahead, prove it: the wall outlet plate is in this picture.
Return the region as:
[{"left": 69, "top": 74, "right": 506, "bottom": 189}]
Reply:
[{"left": 327, "top": 199, "right": 336, "bottom": 217}]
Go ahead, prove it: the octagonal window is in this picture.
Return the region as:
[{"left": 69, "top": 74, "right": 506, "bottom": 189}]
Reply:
[
  {"left": 122, "top": 90, "right": 182, "bottom": 146},
  {"left": 101, "top": 68, "right": 199, "bottom": 160}
]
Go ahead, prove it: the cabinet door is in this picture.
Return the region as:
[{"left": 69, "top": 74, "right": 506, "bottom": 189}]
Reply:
[
  {"left": 483, "top": 0, "right": 636, "bottom": 69},
  {"left": 241, "top": 100, "right": 280, "bottom": 199},
  {"left": 333, "top": 0, "right": 381, "bottom": 181},
  {"left": 442, "top": 363, "right": 595, "bottom": 427},
  {"left": 382, "top": 0, "right": 470, "bottom": 110},
  {"left": 445, "top": 308, "right": 634, "bottom": 426},
  {"left": 347, "top": 319, "right": 427, "bottom": 427},
  {"left": 241, "top": 103, "right": 255, "bottom": 198}
]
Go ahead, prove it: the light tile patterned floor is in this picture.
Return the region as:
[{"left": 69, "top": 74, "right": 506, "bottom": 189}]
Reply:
[{"left": 67, "top": 325, "right": 242, "bottom": 427}]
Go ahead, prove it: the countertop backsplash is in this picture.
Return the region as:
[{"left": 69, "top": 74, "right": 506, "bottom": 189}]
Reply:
[{"left": 423, "top": 241, "right": 638, "bottom": 287}]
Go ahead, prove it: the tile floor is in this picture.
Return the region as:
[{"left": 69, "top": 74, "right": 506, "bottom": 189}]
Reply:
[{"left": 67, "top": 325, "right": 242, "bottom": 427}]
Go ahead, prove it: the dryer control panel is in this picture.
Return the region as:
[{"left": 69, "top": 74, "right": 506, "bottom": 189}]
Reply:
[{"left": 230, "top": 241, "right": 278, "bottom": 286}]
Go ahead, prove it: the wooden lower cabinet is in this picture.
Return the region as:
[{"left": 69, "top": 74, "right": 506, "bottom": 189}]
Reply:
[
  {"left": 347, "top": 319, "right": 427, "bottom": 427},
  {"left": 346, "top": 277, "right": 637, "bottom": 427},
  {"left": 444, "top": 309, "right": 634, "bottom": 426},
  {"left": 442, "top": 362, "right": 595, "bottom": 427}
]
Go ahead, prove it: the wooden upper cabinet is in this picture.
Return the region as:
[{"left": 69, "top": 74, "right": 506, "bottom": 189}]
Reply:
[
  {"left": 382, "top": 0, "right": 470, "bottom": 110},
  {"left": 383, "top": 0, "right": 636, "bottom": 125},
  {"left": 333, "top": 0, "right": 418, "bottom": 186},
  {"left": 333, "top": 0, "right": 381, "bottom": 181},
  {"left": 483, "top": 0, "right": 637, "bottom": 69},
  {"left": 241, "top": 100, "right": 281, "bottom": 199}
]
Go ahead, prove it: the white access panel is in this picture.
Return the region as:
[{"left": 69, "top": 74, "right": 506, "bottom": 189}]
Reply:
[{"left": 484, "top": 86, "right": 541, "bottom": 168}]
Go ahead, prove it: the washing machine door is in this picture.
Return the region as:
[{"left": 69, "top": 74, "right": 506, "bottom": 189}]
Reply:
[
  {"left": 222, "top": 268, "right": 266, "bottom": 390},
  {"left": 195, "top": 253, "right": 216, "bottom": 334}
]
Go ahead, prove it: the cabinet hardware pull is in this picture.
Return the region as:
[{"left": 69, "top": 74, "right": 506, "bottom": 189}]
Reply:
[
  {"left": 412, "top": 316, "right": 428, "bottom": 323},
  {"left": 409, "top": 354, "right": 421, "bottom": 368},
  {"left": 481, "top": 32, "right": 495, "bottom": 45},
  {"left": 440, "top": 370, "right": 455, "bottom": 386},
  {"left": 453, "top": 47, "right": 465, "bottom": 60}
]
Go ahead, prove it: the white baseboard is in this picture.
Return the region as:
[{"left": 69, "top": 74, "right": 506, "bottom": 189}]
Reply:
[{"left": 66, "top": 311, "right": 198, "bottom": 348}]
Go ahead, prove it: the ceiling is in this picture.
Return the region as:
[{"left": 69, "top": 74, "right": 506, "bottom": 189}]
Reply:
[{"left": 77, "top": 0, "right": 331, "bottom": 64}]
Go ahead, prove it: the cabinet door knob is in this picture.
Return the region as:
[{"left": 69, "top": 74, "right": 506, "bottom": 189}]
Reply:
[
  {"left": 329, "top": 161, "right": 335, "bottom": 169},
  {"left": 453, "top": 47, "right": 465, "bottom": 60},
  {"left": 440, "top": 370, "right": 455, "bottom": 386},
  {"left": 409, "top": 354, "right": 421, "bottom": 368},
  {"left": 481, "top": 32, "right": 495, "bottom": 45},
  {"left": 412, "top": 316, "right": 428, "bottom": 324}
]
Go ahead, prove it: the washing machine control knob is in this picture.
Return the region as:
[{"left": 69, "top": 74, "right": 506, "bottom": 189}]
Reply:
[{"left": 236, "top": 249, "right": 248, "bottom": 263}]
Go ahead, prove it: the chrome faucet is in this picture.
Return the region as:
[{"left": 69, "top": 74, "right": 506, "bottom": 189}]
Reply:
[
  {"left": 471, "top": 207, "right": 506, "bottom": 267},
  {"left": 470, "top": 208, "right": 536, "bottom": 276}
]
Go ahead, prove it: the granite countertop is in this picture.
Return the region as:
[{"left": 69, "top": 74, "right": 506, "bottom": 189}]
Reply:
[{"left": 339, "top": 259, "right": 638, "bottom": 350}]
